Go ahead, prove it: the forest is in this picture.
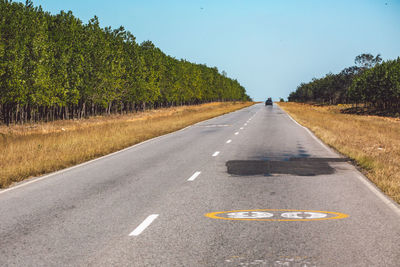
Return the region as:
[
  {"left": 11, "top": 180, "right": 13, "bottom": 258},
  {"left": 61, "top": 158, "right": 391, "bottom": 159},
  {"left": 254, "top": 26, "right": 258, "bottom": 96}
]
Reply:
[
  {"left": 288, "top": 53, "right": 400, "bottom": 111},
  {"left": 0, "top": 0, "right": 251, "bottom": 125}
]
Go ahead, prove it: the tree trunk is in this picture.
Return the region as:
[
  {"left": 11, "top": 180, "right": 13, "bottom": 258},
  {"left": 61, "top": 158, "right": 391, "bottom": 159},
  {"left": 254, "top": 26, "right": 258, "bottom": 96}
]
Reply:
[{"left": 81, "top": 102, "right": 86, "bottom": 118}]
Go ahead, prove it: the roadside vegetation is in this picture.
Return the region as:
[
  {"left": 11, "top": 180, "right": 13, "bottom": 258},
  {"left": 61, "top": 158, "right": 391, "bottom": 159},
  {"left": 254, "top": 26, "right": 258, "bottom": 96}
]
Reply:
[
  {"left": 0, "top": 1, "right": 253, "bottom": 188},
  {"left": 278, "top": 102, "right": 400, "bottom": 204},
  {"left": 288, "top": 53, "right": 400, "bottom": 115},
  {"left": 0, "top": 1, "right": 251, "bottom": 125},
  {"left": 0, "top": 102, "right": 254, "bottom": 188}
]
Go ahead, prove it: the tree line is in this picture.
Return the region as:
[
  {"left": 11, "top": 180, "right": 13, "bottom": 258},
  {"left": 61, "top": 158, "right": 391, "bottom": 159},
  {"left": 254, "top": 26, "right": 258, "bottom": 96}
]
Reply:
[
  {"left": 0, "top": 0, "right": 251, "bottom": 125},
  {"left": 288, "top": 53, "right": 400, "bottom": 110}
]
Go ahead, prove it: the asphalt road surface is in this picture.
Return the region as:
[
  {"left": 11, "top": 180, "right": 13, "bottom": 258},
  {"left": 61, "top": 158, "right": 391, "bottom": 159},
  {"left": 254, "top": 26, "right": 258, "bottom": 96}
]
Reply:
[{"left": 1, "top": 103, "right": 400, "bottom": 266}]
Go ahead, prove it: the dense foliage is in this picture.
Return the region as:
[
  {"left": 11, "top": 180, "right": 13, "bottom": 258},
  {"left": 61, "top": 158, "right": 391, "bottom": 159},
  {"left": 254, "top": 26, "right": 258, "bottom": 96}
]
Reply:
[
  {"left": 349, "top": 58, "right": 400, "bottom": 109},
  {"left": 288, "top": 54, "right": 400, "bottom": 110},
  {"left": 0, "top": 0, "right": 251, "bottom": 125}
]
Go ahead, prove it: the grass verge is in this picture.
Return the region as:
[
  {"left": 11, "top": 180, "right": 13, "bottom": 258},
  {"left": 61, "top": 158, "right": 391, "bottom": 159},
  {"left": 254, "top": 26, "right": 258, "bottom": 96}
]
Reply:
[
  {"left": 278, "top": 102, "right": 400, "bottom": 204},
  {"left": 0, "top": 102, "right": 254, "bottom": 188}
]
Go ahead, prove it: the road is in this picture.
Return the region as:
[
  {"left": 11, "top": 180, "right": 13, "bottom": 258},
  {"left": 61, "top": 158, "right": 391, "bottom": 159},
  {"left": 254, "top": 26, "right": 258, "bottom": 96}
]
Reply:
[{"left": 1, "top": 103, "right": 400, "bottom": 266}]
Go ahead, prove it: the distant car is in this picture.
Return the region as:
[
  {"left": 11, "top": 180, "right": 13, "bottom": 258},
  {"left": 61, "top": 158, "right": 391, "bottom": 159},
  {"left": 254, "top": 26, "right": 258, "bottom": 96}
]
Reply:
[{"left": 265, "top": 98, "right": 273, "bottom": 106}]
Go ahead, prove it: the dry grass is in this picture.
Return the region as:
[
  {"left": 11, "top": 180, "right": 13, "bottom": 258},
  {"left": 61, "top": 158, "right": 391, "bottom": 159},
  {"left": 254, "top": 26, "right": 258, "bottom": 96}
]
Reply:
[
  {"left": 0, "top": 102, "right": 254, "bottom": 188},
  {"left": 278, "top": 102, "right": 400, "bottom": 204}
]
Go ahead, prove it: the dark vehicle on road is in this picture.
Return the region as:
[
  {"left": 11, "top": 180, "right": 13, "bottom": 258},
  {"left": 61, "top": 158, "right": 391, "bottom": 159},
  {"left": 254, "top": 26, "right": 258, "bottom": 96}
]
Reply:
[{"left": 265, "top": 97, "right": 273, "bottom": 106}]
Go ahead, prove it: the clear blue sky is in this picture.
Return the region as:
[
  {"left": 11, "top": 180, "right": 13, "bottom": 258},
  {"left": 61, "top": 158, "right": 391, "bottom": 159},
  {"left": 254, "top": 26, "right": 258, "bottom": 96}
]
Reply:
[{"left": 22, "top": 0, "right": 400, "bottom": 101}]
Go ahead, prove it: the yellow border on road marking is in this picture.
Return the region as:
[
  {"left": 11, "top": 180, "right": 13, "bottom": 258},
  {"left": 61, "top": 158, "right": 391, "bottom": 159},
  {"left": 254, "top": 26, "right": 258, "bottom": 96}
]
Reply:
[{"left": 205, "top": 209, "right": 349, "bottom": 221}]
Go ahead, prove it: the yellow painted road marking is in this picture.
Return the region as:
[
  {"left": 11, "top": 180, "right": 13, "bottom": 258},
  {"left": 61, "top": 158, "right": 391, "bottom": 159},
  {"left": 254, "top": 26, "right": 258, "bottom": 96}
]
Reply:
[{"left": 205, "top": 209, "right": 349, "bottom": 221}]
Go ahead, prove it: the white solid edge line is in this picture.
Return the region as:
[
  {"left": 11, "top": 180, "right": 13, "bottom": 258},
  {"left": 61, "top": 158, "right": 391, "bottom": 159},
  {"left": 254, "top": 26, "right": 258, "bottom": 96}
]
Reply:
[
  {"left": 284, "top": 111, "right": 332, "bottom": 153},
  {"left": 212, "top": 151, "right": 220, "bottom": 157},
  {"left": 280, "top": 105, "right": 400, "bottom": 217},
  {"left": 0, "top": 124, "right": 191, "bottom": 195},
  {"left": 187, "top": 171, "right": 201, "bottom": 181},
  {"left": 235, "top": 132, "right": 239, "bottom": 135},
  {"left": 129, "top": 214, "right": 159, "bottom": 236},
  {"left": 0, "top": 105, "right": 257, "bottom": 195},
  {"left": 226, "top": 139, "right": 232, "bottom": 144},
  {"left": 354, "top": 173, "right": 400, "bottom": 217}
]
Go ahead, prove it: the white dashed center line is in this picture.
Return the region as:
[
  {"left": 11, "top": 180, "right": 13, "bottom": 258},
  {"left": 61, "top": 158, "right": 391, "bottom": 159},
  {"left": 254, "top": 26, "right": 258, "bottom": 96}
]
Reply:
[
  {"left": 240, "top": 127, "right": 244, "bottom": 130},
  {"left": 212, "top": 151, "right": 220, "bottom": 157},
  {"left": 235, "top": 132, "right": 239, "bottom": 135},
  {"left": 129, "top": 214, "right": 159, "bottom": 236},
  {"left": 187, "top": 171, "right": 201, "bottom": 181},
  {"left": 226, "top": 139, "right": 232, "bottom": 144}
]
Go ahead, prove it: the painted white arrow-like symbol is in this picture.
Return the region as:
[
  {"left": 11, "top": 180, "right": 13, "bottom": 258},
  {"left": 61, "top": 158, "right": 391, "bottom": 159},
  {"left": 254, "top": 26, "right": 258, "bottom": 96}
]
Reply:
[
  {"left": 227, "top": 211, "right": 274, "bottom": 219},
  {"left": 281, "top": 212, "right": 327, "bottom": 219}
]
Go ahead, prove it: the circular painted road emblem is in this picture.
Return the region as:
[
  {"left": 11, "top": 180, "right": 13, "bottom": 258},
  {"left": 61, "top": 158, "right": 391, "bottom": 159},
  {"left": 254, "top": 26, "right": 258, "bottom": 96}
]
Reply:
[{"left": 205, "top": 209, "right": 348, "bottom": 221}]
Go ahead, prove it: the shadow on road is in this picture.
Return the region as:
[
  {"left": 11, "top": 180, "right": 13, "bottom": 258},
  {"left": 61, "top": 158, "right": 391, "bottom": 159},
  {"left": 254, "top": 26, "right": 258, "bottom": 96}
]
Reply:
[{"left": 226, "top": 158, "right": 350, "bottom": 176}]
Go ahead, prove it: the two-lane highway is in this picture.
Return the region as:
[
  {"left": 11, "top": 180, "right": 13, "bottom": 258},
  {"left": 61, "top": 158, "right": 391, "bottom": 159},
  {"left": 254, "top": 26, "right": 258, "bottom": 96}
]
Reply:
[{"left": 1, "top": 104, "right": 400, "bottom": 266}]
